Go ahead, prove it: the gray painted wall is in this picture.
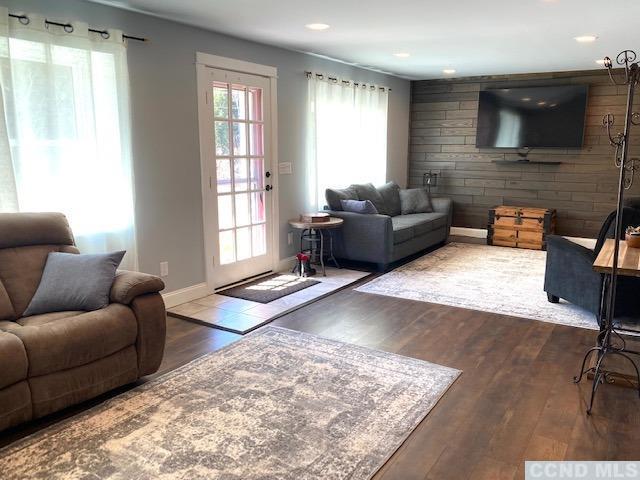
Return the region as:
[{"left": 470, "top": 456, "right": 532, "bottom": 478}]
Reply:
[
  {"left": 1, "top": 0, "right": 411, "bottom": 292},
  {"left": 409, "top": 71, "right": 640, "bottom": 238}
]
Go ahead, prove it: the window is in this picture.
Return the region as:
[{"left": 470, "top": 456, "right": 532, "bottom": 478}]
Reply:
[
  {"left": 0, "top": 12, "right": 136, "bottom": 269},
  {"left": 306, "top": 74, "right": 389, "bottom": 210}
]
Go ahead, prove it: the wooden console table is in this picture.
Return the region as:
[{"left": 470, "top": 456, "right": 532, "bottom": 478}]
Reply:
[{"left": 589, "top": 239, "right": 640, "bottom": 389}]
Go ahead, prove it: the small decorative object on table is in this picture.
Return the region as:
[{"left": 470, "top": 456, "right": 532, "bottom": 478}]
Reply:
[
  {"left": 487, "top": 206, "right": 556, "bottom": 250},
  {"left": 293, "top": 253, "right": 316, "bottom": 277},
  {"left": 625, "top": 225, "right": 640, "bottom": 248},
  {"left": 300, "top": 212, "right": 330, "bottom": 223}
]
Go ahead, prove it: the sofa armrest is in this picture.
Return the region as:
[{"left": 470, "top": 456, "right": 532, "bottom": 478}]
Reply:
[
  {"left": 431, "top": 196, "right": 453, "bottom": 231},
  {"left": 110, "top": 270, "right": 165, "bottom": 305},
  {"left": 325, "top": 210, "right": 394, "bottom": 264},
  {"left": 544, "top": 235, "right": 601, "bottom": 315}
]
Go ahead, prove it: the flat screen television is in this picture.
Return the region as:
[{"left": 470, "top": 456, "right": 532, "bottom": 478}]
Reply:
[{"left": 476, "top": 85, "right": 588, "bottom": 148}]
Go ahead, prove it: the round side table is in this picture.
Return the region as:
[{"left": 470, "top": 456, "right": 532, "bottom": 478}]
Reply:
[{"left": 288, "top": 217, "right": 344, "bottom": 276}]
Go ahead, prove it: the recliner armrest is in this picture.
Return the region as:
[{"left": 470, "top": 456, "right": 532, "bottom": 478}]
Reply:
[
  {"left": 546, "top": 235, "right": 596, "bottom": 263},
  {"left": 110, "top": 270, "right": 165, "bottom": 305}
]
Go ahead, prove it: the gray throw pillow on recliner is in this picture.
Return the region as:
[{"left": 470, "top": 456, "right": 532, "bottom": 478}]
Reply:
[
  {"left": 377, "top": 182, "right": 402, "bottom": 216},
  {"left": 353, "top": 183, "right": 388, "bottom": 215},
  {"left": 400, "top": 188, "right": 433, "bottom": 215},
  {"left": 325, "top": 186, "right": 358, "bottom": 211},
  {"left": 23, "top": 251, "right": 126, "bottom": 316}
]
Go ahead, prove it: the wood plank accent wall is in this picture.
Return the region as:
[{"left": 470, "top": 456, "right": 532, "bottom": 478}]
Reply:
[{"left": 409, "top": 70, "right": 640, "bottom": 238}]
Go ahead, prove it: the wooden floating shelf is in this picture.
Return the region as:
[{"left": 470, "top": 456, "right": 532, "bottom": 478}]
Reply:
[{"left": 492, "top": 160, "right": 563, "bottom": 165}]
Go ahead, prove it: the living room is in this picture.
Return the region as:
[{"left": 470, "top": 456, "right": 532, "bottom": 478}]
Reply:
[{"left": 1, "top": 0, "right": 639, "bottom": 479}]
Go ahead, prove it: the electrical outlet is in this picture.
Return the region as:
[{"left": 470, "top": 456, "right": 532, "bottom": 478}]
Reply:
[
  {"left": 287, "top": 232, "right": 293, "bottom": 245},
  {"left": 160, "top": 261, "right": 169, "bottom": 277}
]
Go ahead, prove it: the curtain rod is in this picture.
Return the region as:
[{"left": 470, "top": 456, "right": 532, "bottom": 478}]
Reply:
[
  {"left": 305, "top": 70, "right": 391, "bottom": 92},
  {"left": 8, "top": 13, "right": 147, "bottom": 42}
]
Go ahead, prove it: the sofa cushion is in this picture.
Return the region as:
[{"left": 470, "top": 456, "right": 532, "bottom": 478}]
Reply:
[
  {"left": 325, "top": 186, "right": 358, "bottom": 211},
  {"left": 391, "top": 213, "right": 448, "bottom": 245},
  {"left": 353, "top": 183, "right": 388, "bottom": 215},
  {"left": 5, "top": 304, "right": 137, "bottom": 377},
  {"left": 377, "top": 182, "right": 402, "bottom": 217},
  {"left": 0, "top": 331, "right": 28, "bottom": 389},
  {"left": 400, "top": 188, "right": 433, "bottom": 214},
  {"left": 23, "top": 251, "right": 125, "bottom": 316},
  {"left": 340, "top": 199, "right": 378, "bottom": 214}
]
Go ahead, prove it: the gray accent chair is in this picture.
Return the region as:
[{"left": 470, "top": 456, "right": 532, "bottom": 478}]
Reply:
[{"left": 324, "top": 183, "right": 452, "bottom": 269}]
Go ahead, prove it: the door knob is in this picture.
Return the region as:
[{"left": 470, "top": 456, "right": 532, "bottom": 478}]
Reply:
[
  {"left": 265, "top": 185, "right": 272, "bottom": 191},
  {"left": 266, "top": 171, "right": 271, "bottom": 178}
]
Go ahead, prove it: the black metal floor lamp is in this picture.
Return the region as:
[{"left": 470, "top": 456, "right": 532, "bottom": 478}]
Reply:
[{"left": 574, "top": 50, "right": 640, "bottom": 414}]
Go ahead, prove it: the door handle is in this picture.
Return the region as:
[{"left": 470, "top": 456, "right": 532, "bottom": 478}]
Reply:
[
  {"left": 265, "top": 171, "right": 271, "bottom": 178},
  {"left": 265, "top": 185, "right": 272, "bottom": 191}
]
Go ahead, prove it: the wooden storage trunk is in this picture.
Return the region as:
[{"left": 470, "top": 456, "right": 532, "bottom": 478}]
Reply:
[{"left": 487, "top": 206, "right": 556, "bottom": 250}]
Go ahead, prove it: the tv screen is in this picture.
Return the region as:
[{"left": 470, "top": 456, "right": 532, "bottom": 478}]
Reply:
[{"left": 476, "top": 85, "right": 588, "bottom": 148}]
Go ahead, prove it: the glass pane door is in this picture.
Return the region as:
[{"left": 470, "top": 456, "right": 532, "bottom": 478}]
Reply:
[{"left": 213, "top": 81, "right": 267, "bottom": 267}]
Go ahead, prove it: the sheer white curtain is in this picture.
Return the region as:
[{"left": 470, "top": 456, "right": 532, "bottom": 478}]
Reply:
[
  {"left": 0, "top": 9, "right": 137, "bottom": 269},
  {"left": 306, "top": 74, "right": 388, "bottom": 211}
]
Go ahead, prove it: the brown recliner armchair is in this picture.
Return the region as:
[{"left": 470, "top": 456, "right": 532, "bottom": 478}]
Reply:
[{"left": 0, "top": 212, "right": 166, "bottom": 432}]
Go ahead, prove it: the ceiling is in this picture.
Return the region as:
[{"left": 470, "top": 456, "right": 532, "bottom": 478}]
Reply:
[{"left": 88, "top": 0, "right": 640, "bottom": 80}]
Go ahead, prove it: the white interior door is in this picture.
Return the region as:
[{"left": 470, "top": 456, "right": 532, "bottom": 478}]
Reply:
[{"left": 198, "top": 66, "right": 275, "bottom": 289}]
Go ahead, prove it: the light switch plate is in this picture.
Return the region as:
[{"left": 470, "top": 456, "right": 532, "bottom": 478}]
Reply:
[{"left": 278, "top": 162, "right": 292, "bottom": 175}]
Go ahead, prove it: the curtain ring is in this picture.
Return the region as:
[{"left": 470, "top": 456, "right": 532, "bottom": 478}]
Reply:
[
  {"left": 64, "top": 23, "right": 74, "bottom": 33},
  {"left": 18, "top": 15, "right": 30, "bottom": 26},
  {"left": 101, "top": 30, "right": 110, "bottom": 40}
]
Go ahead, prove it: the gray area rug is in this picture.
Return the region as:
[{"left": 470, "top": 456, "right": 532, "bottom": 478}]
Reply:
[
  {"left": 0, "top": 327, "right": 460, "bottom": 480},
  {"left": 219, "top": 273, "right": 320, "bottom": 303},
  {"left": 357, "top": 242, "right": 598, "bottom": 330}
]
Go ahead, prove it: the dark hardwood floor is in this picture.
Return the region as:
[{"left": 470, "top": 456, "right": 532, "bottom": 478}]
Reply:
[{"left": 2, "top": 276, "right": 639, "bottom": 479}]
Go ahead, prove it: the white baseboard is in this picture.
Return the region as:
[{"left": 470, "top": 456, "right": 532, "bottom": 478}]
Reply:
[
  {"left": 450, "top": 227, "right": 487, "bottom": 239},
  {"left": 449, "top": 227, "right": 597, "bottom": 249},
  {"left": 162, "top": 282, "right": 209, "bottom": 308},
  {"left": 276, "top": 256, "right": 296, "bottom": 273}
]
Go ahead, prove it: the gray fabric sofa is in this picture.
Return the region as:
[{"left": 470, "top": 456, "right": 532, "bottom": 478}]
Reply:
[{"left": 324, "top": 183, "right": 452, "bottom": 268}]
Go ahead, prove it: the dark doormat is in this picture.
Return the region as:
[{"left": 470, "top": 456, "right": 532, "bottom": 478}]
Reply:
[{"left": 219, "top": 274, "right": 320, "bottom": 303}]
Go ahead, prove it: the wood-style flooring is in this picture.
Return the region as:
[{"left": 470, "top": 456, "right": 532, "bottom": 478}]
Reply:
[{"left": 2, "top": 274, "right": 639, "bottom": 480}]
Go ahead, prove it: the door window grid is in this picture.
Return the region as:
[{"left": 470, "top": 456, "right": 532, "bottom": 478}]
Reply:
[{"left": 213, "top": 81, "right": 266, "bottom": 265}]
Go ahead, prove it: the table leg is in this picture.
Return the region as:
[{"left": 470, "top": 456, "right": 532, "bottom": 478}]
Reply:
[
  {"left": 319, "top": 229, "right": 326, "bottom": 276},
  {"left": 328, "top": 229, "right": 340, "bottom": 269}
]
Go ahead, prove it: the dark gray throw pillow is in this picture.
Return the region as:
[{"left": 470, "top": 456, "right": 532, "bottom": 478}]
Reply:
[
  {"left": 340, "top": 199, "right": 379, "bottom": 214},
  {"left": 400, "top": 188, "right": 433, "bottom": 215},
  {"left": 377, "top": 182, "right": 401, "bottom": 217},
  {"left": 353, "top": 183, "right": 388, "bottom": 215},
  {"left": 325, "top": 186, "right": 358, "bottom": 211},
  {"left": 23, "top": 251, "right": 126, "bottom": 316}
]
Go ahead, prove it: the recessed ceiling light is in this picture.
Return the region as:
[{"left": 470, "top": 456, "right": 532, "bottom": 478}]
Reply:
[
  {"left": 537, "top": 101, "right": 547, "bottom": 105},
  {"left": 596, "top": 59, "right": 606, "bottom": 65},
  {"left": 443, "top": 69, "right": 456, "bottom": 74},
  {"left": 393, "top": 52, "right": 410, "bottom": 58},
  {"left": 574, "top": 35, "right": 598, "bottom": 43},
  {"left": 305, "top": 23, "right": 330, "bottom": 31},
  {"left": 522, "top": 97, "right": 531, "bottom": 102}
]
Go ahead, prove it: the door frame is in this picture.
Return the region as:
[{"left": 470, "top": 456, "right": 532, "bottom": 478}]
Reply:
[{"left": 195, "top": 52, "right": 279, "bottom": 292}]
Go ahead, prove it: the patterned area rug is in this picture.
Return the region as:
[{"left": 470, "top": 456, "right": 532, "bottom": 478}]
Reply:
[
  {"left": 0, "top": 327, "right": 460, "bottom": 480},
  {"left": 357, "top": 242, "right": 598, "bottom": 330}
]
